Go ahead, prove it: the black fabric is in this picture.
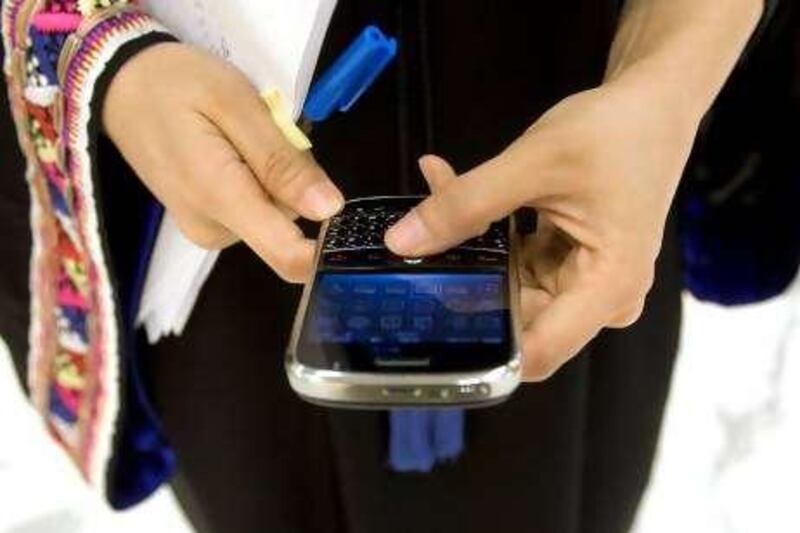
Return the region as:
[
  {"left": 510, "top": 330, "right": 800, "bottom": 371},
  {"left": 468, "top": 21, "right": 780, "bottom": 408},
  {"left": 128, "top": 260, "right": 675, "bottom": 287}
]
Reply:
[
  {"left": 144, "top": 222, "right": 681, "bottom": 533},
  {"left": 87, "top": 32, "right": 180, "bottom": 508},
  {"left": 139, "top": 2, "right": 681, "bottom": 532},
  {"left": 0, "top": 44, "right": 32, "bottom": 388},
  {"left": 0, "top": 0, "right": 787, "bottom": 531}
]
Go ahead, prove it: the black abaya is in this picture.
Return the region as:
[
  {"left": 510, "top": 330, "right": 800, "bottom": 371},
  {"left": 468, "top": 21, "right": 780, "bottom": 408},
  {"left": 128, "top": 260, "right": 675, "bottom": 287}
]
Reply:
[{"left": 142, "top": 2, "right": 682, "bottom": 532}]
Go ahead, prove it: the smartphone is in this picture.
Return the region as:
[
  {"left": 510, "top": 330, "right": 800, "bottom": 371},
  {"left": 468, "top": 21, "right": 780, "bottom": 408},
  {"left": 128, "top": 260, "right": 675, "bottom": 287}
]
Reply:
[{"left": 285, "top": 196, "right": 522, "bottom": 408}]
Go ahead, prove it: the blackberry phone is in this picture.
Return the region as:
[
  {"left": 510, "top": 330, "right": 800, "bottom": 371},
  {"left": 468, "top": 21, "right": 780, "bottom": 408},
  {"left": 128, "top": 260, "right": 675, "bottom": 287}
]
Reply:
[{"left": 286, "top": 196, "right": 522, "bottom": 408}]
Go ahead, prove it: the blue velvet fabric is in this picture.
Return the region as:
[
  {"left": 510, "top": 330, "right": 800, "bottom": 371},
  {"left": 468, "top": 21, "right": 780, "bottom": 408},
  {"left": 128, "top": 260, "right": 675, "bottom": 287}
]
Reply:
[
  {"left": 681, "top": 165, "right": 800, "bottom": 305},
  {"left": 680, "top": 0, "right": 799, "bottom": 305}
]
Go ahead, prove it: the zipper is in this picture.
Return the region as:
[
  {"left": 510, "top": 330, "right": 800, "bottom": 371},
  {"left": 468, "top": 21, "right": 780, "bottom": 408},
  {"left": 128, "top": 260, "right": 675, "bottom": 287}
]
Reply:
[
  {"left": 394, "top": 1, "right": 411, "bottom": 194},
  {"left": 56, "top": 2, "right": 135, "bottom": 87},
  {"left": 417, "top": 0, "right": 435, "bottom": 156},
  {"left": 13, "top": 0, "right": 42, "bottom": 51},
  {"left": 54, "top": 2, "right": 137, "bottom": 165},
  {"left": 394, "top": 0, "right": 436, "bottom": 195}
]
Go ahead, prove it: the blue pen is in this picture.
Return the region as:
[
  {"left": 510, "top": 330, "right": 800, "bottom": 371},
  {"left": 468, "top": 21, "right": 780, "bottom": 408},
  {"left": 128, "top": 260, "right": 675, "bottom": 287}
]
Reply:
[{"left": 303, "top": 25, "right": 398, "bottom": 123}]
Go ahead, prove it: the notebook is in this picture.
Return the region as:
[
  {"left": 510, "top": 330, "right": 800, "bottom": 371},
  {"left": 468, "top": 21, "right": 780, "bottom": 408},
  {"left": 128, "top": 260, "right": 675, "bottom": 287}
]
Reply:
[{"left": 136, "top": 0, "right": 338, "bottom": 343}]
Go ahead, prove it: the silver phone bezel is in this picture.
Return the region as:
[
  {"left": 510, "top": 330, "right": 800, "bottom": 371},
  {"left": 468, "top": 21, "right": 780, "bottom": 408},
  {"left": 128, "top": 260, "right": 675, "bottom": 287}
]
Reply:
[{"left": 285, "top": 196, "right": 523, "bottom": 408}]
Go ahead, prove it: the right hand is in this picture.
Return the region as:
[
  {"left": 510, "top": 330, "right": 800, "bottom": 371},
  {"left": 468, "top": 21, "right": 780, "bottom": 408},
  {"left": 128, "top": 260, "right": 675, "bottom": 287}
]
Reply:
[{"left": 103, "top": 42, "right": 343, "bottom": 283}]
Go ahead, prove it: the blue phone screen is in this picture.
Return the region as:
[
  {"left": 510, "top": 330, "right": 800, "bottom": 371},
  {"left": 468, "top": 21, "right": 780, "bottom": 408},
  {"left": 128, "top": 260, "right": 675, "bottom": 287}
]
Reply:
[{"left": 296, "top": 272, "right": 512, "bottom": 372}]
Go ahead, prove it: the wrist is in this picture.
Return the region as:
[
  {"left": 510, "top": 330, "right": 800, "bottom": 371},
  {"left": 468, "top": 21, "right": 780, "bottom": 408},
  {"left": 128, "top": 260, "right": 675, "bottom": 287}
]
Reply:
[
  {"left": 600, "top": 70, "right": 704, "bottom": 141},
  {"left": 102, "top": 41, "right": 180, "bottom": 135},
  {"left": 604, "top": 0, "right": 764, "bottom": 130}
]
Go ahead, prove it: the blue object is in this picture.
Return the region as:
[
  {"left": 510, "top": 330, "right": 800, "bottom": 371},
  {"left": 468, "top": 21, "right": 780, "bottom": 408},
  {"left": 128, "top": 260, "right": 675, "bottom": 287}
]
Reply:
[
  {"left": 389, "top": 409, "right": 465, "bottom": 472},
  {"left": 389, "top": 410, "right": 436, "bottom": 472},
  {"left": 303, "top": 25, "right": 397, "bottom": 122},
  {"left": 305, "top": 27, "right": 467, "bottom": 472}
]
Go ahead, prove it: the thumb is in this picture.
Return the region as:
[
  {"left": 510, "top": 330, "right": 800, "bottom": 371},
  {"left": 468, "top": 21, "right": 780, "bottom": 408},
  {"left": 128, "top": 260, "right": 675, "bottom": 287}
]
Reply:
[
  {"left": 386, "top": 154, "right": 524, "bottom": 256},
  {"left": 419, "top": 154, "right": 457, "bottom": 192}
]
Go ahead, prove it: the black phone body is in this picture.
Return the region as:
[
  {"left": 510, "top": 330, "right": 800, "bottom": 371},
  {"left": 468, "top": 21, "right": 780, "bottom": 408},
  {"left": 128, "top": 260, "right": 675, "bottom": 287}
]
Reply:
[{"left": 285, "top": 196, "right": 521, "bottom": 408}]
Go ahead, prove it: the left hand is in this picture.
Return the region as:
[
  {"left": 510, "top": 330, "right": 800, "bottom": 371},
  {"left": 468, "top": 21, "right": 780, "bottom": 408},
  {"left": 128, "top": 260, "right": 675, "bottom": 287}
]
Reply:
[{"left": 385, "top": 81, "right": 700, "bottom": 381}]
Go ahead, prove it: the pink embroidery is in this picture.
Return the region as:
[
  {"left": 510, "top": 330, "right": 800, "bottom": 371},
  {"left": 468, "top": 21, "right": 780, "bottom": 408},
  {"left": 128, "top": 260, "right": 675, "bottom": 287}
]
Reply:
[
  {"left": 32, "top": 12, "right": 82, "bottom": 32},
  {"left": 4, "top": 0, "right": 163, "bottom": 491},
  {"left": 42, "top": 161, "right": 68, "bottom": 187},
  {"left": 46, "top": 0, "right": 80, "bottom": 14},
  {"left": 54, "top": 381, "right": 81, "bottom": 412},
  {"left": 57, "top": 270, "right": 90, "bottom": 310}
]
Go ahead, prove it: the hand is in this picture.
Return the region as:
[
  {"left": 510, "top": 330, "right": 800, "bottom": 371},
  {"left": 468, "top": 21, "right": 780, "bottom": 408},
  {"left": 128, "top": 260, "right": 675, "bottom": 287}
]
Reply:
[
  {"left": 386, "top": 82, "right": 700, "bottom": 380},
  {"left": 103, "top": 42, "right": 344, "bottom": 283}
]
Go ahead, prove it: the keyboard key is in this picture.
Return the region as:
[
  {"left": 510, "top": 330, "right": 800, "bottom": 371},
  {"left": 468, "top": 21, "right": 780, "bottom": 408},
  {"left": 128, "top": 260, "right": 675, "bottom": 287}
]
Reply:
[
  {"left": 447, "top": 315, "right": 470, "bottom": 331},
  {"left": 444, "top": 284, "right": 470, "bottom": 296},
  {"left": 412, "top": 299, "right": 436, "bottom": 314},
  {"left": 381, "top": 299, "right": 405, "bottom": 313},
  {"left": 413, "top": 281, "right": 440, "bottom": 295},
  {"left": 346, "top": 316, "right": 372, "bottom": 330},
  {"left": 482, "top": 281, "right": 501, "bottom": 295},
  {"left": 412, "top": 316, "right": 434, "bottom": 332},
  {"left": 314, "top": 314, "right": 339, "bottom": 329},
  {"left": 385, "top": 282, "right": 409, "bottom": 295},
  {"left": 353, "top": 283, "right": 378, "bottom": 295},
  {"left": 396, "top": 331, "right": 421, "bottom": 343},
  {"left": 323, "top": 281, "right": 348, "bottom": 295},
  {"left": 351, "top": 299, "right": 372, "bottom": 313},
  {"left": 475, "top": 315, "right": 502, "bottom": 331},
  {"left": 380, "top": 315, "right": 404, "bottom": 331},
  {"left": 324, "top": 204, "right": 508, "bottom": 253}
]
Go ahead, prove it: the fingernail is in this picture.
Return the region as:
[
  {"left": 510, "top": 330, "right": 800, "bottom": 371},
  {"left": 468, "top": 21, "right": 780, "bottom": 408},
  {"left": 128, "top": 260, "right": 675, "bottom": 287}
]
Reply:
[
  {"left": 303, "top": 183, "right": 343, "bottom": 219},
  {"left": 386, "top": 211, "right": 429, "bottom": 254}
]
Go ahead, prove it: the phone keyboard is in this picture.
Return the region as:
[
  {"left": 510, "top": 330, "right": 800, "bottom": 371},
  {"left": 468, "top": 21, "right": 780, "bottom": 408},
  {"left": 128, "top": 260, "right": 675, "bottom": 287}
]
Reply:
[{"left": 323, "top": 204, "right": 509, "bottom": 253}]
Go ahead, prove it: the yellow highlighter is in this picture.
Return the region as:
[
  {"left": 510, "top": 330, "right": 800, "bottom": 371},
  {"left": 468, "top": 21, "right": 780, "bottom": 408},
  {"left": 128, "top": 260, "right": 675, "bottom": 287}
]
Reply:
[{"left": 261, "top": 89, "right": 313, "bottom": 151}]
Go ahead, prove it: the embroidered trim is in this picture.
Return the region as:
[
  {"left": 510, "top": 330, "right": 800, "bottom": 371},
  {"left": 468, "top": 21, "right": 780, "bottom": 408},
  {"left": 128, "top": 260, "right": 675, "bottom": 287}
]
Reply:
[
  {"left": 2, "top": 0, "right": 168, "bottom": 494},
  {"left": 2, "top": 0, "right": 25, "bottom": 53}
]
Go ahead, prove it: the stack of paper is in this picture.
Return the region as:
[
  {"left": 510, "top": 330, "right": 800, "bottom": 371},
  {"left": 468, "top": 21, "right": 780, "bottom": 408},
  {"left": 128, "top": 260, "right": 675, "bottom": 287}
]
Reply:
[{"left": 137, "top": 0, "right": 338, "bottom": 343}]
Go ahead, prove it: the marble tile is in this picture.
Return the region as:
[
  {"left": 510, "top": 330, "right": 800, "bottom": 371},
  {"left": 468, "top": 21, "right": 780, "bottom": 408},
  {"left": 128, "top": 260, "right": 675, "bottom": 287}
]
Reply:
[
  {"left": 633, "top": 274, "right": 800, "bottom": 533},
  {"left": 0, "top": 337, "right": 193, "bottom": 533}
]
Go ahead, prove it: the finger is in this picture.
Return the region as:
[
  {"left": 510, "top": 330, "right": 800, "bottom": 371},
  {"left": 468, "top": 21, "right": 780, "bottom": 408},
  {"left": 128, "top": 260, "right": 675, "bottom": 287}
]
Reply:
[
  {"left": 207, "top": 79, "right": 344, "bottom": 221},
  {"left": 216, "top": 169, "right": 316, "bottom": 283},
  {"left": 608, "top": 298, "right": 646, "bottom": 328},
  {"left": 519, "top": 286, "right": 551, "bottom": 328},
  {"left": 519, "top": 283, "right": 610, "bottom": 381},
  {"left": 385, "top": 154, "right": 525, "bottom": 256},
  {"left": 419, "top": 154, "right": 457, "bottom": 193},
  {"left": 520, "top": 223, "right": 573, "bottom": 296},
  {"left": 275, "top": 201, "right": 300, "bottom": 221},
  {"left": 165, "top": 200, "right": 240, "bottom": 250},
  {"left": 175, "top": 216, "right": 239, "bottom": 250}
]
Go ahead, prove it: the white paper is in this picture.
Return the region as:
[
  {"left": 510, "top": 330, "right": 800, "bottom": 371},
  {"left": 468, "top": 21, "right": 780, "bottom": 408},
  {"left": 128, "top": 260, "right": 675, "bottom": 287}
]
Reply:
[
  {"left": 136, "top": 0, "right": 337, "bottom": 342},
  {"left": 141, "top": 0, "right": 336, "bottom": 116}
]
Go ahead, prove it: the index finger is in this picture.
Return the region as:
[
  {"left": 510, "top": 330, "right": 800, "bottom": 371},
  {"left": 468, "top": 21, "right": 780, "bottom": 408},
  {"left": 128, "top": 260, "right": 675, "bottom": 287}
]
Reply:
[
  {"left": 216, "top": 166, "right": 316, "bottom": 283},
  {"left": 206, "top": 73, "right": 343, "bottom": 222}
]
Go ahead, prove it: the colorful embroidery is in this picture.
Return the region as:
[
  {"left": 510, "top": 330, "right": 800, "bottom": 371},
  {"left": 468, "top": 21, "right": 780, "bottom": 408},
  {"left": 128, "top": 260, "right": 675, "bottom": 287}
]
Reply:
[{"left": 2, "top": 0, "right": 167, "bottom": 493}]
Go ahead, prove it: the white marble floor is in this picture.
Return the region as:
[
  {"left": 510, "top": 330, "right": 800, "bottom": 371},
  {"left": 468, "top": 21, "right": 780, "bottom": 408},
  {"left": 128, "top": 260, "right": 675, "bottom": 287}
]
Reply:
[
  {"left": 633, "top": 275, "right": 800, "bottom": 533},
  {"left": 1, "top": 275, "right": 798, "bottom": 533},
  {"left": 0, "top": 336, "right": 193, "bottom": 533}
]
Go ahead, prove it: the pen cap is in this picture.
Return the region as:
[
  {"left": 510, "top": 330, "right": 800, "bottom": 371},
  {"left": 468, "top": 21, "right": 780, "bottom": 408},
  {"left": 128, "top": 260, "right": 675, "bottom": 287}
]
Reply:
[{"left": 304, "top": 25, "right": 398, "bottom": 122}]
